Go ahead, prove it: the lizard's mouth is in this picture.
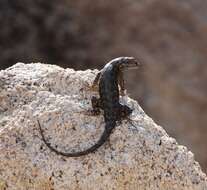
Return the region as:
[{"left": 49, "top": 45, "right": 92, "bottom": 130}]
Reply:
[{"left": 125, "top": 57, "right": 141, "bottom": 70}]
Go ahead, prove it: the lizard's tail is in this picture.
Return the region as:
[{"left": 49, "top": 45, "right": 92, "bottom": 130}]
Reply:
[{"left": 37, "top": 120, "right": 115, "bottom": 157}]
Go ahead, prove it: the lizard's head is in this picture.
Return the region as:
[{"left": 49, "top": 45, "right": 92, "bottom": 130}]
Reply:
[{"left": 111, "top": 57, "right": 140, "bottom": 69}]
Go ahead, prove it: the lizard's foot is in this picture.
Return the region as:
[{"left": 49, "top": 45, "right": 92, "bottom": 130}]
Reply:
[{"left": 118, "top": 104, "right": 133, "bottom": 120}]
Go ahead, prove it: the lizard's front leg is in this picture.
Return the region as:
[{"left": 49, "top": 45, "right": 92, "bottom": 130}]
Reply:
[{"left": 118, "top": 70, "right": 126, "bottom": 96}]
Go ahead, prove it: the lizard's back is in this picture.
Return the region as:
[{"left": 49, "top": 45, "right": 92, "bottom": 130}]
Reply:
[{"left": 99, "top": 63, "right": 120, "bottom": 122}]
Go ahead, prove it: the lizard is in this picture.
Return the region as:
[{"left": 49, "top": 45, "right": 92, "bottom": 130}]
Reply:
[{"left": 37, "top": 57, "right": 140, "bottom": 157}]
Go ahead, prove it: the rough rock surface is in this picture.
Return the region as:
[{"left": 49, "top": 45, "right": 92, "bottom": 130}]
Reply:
[
  {"left": 1, "top": 0, "right": 207, "bottom": 170},
  {"left": 0, "top": 63, "right": 206, "bottom": 190}
]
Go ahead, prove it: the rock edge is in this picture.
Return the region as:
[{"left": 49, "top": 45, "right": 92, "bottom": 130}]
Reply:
[{"left": 0, "top": 63, "right": 206, "bottom": 190}]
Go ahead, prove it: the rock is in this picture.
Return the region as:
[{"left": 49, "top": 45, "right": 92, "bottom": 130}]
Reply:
[
  {"left": 0, "top": 63, "right": 206, "bottom": 190},
  {"left": 1, "top": 0, "right": 207, "bottom": 170}
]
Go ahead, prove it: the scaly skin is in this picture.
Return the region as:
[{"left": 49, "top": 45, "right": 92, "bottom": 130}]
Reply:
[{"left": 38, "top": 57, "right": 139, "bottom": 157}]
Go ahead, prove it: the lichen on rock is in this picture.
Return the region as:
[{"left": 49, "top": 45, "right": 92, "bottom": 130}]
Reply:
[{"left": 0, "top": 63, "right": 206, "bottom": 190}]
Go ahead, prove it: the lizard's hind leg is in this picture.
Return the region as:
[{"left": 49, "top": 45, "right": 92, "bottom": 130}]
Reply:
[
  {"left": 117, "top": 104, "right": 138, "bottom": 130},
  {"left": 115, "top": 104, "right": 132, "bottom": 126},
  {"left": 119, "top": 104, "right": 133, "bottom": 120}
]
